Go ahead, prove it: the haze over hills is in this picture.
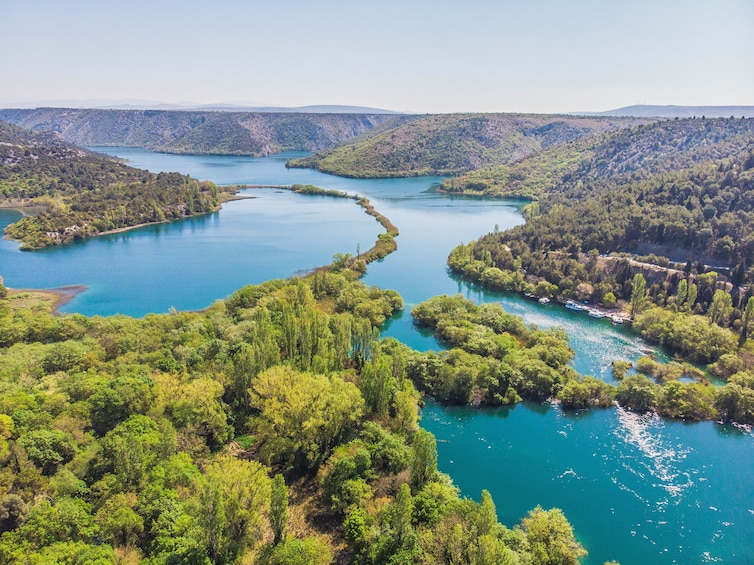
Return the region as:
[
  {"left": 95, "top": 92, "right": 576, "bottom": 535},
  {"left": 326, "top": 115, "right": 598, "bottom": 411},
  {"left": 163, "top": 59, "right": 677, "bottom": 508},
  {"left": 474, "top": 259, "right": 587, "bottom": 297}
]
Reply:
[
  {"left": 576, "top": 105, "right": 754, "bottom": 118},
  {"left": 0, "top": 99, "right": 401, "bottom": 114}
]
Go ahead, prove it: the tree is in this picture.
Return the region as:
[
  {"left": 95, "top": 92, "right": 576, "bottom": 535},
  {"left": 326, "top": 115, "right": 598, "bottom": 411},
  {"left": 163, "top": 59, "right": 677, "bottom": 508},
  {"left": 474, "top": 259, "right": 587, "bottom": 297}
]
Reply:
[
  {"left": 708, "top": 289, "right": 733, "bottom": 327},
  {"left": 685, "top": 283, "right": 698, "bottom": 313},
  {"left": 250, "top": 366, "right": 365, "bottom": 471},
  {"left": 630, "top": 274, "right": 646, "bottom": 318},
  {"left": 206, "top": 454, "right": 271, "bottom": 561},
  {"left": 477, "top": 490, "right": 498, "bottom": 537},
  {"left": 616, "top": 375, "right": 657, "bottom": 413},
  {"left": 521, "top": 506, "right": 587, "bottom": 565},
  {"left": 410, "top": 429, "right": 437, "bottom": 490},
  {"left": 739, "top": 296, "right": 754, "bottom": 345},
  {"left": 270, "top": 474, "right": 289, "bottom": 546},
  {"left": 392, "top": 483, "right": 414, "bottom": 546}
]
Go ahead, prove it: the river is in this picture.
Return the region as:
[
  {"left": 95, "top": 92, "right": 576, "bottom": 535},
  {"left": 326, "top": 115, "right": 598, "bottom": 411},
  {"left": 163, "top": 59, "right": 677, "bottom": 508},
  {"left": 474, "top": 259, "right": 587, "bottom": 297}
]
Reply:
[{"left": 1, "top": 148, "right": 751, "bottom": 564}]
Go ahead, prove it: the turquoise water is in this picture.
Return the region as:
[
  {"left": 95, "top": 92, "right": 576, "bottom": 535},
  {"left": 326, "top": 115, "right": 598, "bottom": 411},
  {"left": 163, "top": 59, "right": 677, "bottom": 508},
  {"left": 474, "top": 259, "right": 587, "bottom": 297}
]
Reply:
[
  {"left": 424, "top": 399, "right": 753, "bottom": 565},
  {"left": 1, "top": 148, "right": 752, "bottom": 564},
  {"left": 0, "top": 192, "right": 380, "bottom": 316}
]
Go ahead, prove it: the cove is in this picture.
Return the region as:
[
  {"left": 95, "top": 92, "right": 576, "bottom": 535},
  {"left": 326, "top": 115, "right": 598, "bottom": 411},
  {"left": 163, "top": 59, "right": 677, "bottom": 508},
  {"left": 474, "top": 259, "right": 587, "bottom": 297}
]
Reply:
[{"left": 1, "top": 147, "right": 752, "bottom": 564}]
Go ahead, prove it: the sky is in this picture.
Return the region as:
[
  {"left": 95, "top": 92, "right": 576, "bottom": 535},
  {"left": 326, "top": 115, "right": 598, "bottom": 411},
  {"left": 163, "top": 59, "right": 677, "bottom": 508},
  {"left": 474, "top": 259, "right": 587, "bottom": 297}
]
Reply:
[{"left": 1, "top": 0, "right": 753, "bottom": 114}]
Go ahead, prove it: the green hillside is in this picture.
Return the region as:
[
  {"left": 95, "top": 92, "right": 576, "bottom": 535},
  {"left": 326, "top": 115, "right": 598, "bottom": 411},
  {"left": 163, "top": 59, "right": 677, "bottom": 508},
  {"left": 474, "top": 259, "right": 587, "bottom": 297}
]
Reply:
[
  {"left": 447, "top": 117, "right": 754, "bottom": 378},
  {"left": 0, "top": 121, "right": 227, "bottom": 249},
  {"left": 287, "top": 113, "right": 649, "bottom": 177},
  {"left": 443, "top": 117, "right": 754, "bottom": 199}
]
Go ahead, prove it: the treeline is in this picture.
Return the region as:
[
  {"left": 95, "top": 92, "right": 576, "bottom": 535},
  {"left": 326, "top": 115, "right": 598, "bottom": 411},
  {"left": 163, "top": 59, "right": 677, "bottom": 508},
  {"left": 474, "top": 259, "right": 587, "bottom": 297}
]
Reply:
[
  {"left": 0, "top": 271, "right": 595, "bottom": 564},
  {"left": 287, "top": 114, "right": 644, "bottom": 178},
  {"left": 0, "top": 120, "right": 229, "bottom": 249},
  {"left": 409, "top": 294, "right": 754, "bottom": 425}
]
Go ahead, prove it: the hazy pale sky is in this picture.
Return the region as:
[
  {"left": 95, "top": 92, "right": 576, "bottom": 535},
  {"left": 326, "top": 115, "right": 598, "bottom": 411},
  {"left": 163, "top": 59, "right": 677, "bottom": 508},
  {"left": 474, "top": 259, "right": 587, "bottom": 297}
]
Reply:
[{"left": 2, "top": 0, "right": 752, "bottom": 113}]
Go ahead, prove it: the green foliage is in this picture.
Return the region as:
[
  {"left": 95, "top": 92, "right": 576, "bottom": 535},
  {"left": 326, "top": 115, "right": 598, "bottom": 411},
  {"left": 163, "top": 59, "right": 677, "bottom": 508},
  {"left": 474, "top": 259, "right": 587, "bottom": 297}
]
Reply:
[
  {"left": 633, "top": 307, "right": 737, "bottom": 364},
  {"left": 615, "top": 375, "right": 658, "bottom": 413},
  {"left": 411, "top": 295, "right": 576, "bottom": 405},
  {"left": 289, "top": 113, "right": 637, "bottom": 178},
  {"left": 270, "top": 474, "right": 288, "bottom": 545},
  {"left": 521, "top": 505, "right": 588, "bottom": 565},
  {"left": 410, "top": 429, "right": 437, "bottom": 490},
  {"left": 0, "top": 275, "right": 593, "bottom": 563},
  {"left": 0, "top": 122, "right": 225, "bottom": 249},
  {"left": 249, "top": 366, "right": 365, "bottom": 472},
  {"left": 630, "top": 274, "right": 647, "bottom": 317},
  {"left": 258, "top": 536, "right": 333, "bottom": 565}
]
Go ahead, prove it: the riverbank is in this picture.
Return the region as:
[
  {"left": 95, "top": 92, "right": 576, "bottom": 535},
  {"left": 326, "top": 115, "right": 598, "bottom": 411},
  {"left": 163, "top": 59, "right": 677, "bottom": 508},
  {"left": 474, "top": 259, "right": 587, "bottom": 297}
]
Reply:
[
  {"left": 0, "top": 200, "right": 47, "bottom": 216},
  {"left": 5, "top": 284, "right": 87, "bottom": 314}
]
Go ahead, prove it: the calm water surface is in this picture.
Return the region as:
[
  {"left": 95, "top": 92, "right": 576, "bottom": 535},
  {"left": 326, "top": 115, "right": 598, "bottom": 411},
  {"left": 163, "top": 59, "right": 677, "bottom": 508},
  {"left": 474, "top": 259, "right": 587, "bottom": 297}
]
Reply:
[{"left": 1, "top": 148, "right": 751, "bottom": 564}]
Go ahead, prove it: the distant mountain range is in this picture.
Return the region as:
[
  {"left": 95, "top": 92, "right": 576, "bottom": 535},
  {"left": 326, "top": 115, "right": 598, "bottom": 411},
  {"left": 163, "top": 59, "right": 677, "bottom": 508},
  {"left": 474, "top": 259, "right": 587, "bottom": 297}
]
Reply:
[
  {"left": 0, "top": 108, "right": 410, "bottom": 156},
  {"left": 575, "top": 105, "right": 754, "bottom": 118},
  {"left": 0, "top": 99, "right": 401, "bottom": 114}
]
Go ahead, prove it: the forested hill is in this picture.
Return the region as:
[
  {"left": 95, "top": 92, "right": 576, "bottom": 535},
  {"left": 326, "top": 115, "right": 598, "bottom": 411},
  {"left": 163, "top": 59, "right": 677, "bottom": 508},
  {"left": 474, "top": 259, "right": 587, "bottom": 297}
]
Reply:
[
  {"left": 0, "top": 120, "right": 225, "bottom": 249},
  {"left": 444, "top": 117, "right": 754, "bottom": 199},
  {"left": 446, "top": 117, "right": 754, "bottom": 357},
  {"left": 286, "top": 113, "right": 651, "bottom": 177},
  {"left": 0, "top": 108, "right": 411, "bottom": 156},
  {"left": 448, "top": 118, "right": 754, "bottom": 266}
]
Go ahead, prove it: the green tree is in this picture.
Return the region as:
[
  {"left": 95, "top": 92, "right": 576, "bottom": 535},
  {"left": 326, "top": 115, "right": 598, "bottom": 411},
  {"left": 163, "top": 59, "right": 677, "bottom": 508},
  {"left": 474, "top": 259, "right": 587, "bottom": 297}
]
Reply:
[
  {"left": 602, "top": 292, "right": 616, "bottom": 308},
  {"left": 270, "top": 474, "right": 289, "bottom": 546},
  {"left": 206, "top": 454, "right": 271, "bottom": 561},
  {"left": 739, "top": 296, "right": 754, "bottom": 345},
  {"left": 630, "top": 274, "right": 646, "bottom": 318},
  {"left": 616, "top": 375, "right": 658, "bottom": 413},
  {"left": 708, "top": 289, "right": 733, "bottom": 327},
  {"left": 521, "top": 505, "right": 587, "bottom": 565},
  {"left": 410, "top": 429, "right": 437, "bottom": 490}
]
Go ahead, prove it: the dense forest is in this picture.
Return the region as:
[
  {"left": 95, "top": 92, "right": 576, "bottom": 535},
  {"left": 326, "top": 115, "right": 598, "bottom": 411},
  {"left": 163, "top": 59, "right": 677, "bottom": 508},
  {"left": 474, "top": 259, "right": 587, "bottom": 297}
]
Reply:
[
  {"left": 0, "top": 109, "right": 410, "bottom": 157},
  {"left": 444, "top": 117, "right": 754, "bottom": 382},
  {"left": 0, "top": 266, "right": 597, "bottom": 564},
  {"left": 287, "top": 114, "right": 648, "bottom": 178},
  {"left": 0, "top": 121, "right": 232, "bottom": 250}
]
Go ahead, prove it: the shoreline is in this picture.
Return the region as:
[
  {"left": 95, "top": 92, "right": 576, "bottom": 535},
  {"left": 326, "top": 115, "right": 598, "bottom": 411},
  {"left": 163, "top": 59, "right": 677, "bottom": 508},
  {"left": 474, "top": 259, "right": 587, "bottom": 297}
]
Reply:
[
  {"left": 0, "top": 202, "right": 47, "bottom": 217},
  {"left": 6, "top": 284, "right": 87, "bottom": 315}
]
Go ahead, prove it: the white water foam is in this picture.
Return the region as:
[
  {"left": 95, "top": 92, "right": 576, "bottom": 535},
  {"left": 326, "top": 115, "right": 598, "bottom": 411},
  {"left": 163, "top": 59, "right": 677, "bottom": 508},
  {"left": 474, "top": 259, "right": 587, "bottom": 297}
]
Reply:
[{"left": 614, "top": 406, "right": 695, "bottom": 503}]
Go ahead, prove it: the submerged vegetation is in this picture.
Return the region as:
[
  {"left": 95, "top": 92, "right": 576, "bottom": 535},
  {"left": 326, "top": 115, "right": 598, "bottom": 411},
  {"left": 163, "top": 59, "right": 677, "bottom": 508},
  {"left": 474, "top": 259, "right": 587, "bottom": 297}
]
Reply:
[{"left": 0, "top": 271, "right": 594, "bottom": 564}]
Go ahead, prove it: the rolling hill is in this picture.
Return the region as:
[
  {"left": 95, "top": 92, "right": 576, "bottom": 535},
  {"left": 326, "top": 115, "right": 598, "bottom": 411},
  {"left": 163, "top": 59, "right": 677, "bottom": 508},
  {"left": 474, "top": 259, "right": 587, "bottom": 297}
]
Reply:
[
  {"left": 0, "top": 109, "right": 411, "bottom": 156},
  {"left": 287, "top": 113, "right": 651, "bottom": 178}
]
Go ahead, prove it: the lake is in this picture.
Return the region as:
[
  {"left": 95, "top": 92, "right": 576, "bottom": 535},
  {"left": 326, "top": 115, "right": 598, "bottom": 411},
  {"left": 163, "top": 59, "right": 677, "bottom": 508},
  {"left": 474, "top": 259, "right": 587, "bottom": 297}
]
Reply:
[{"left": 1, "top": 148, "right": 751, "bottom": 564}]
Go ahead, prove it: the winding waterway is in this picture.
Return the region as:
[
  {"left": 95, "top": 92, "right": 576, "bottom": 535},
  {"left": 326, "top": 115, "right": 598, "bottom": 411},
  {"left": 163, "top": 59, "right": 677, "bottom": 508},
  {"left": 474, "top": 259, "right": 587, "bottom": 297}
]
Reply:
[{"left": 1, "top": 148, "right": 752, "bottom": 564}]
